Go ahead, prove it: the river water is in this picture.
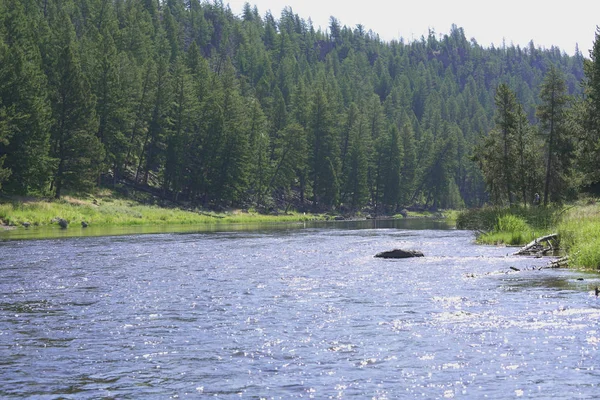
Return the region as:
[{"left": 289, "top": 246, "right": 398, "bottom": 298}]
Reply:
[{"left": 1, "top": 220, "right": 599, "bottom": 399}]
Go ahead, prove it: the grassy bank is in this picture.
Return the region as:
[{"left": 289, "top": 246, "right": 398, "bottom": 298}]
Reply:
[
  {"left": 557, "top": 203, "right": 600, "bottom": 269},
  {"left": 456, "top": 205, "right": 557, "bottom": 246},
  {"left": 0, "top": 191, "right": 325, "bottom": 228},
  {"left": 457, "top": 201, "right": 600, "bottom": 270}
]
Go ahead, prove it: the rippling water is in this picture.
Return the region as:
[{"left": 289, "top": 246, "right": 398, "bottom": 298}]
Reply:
[{"left": 1, "top": 221, "right": 599, "bottom": 398}]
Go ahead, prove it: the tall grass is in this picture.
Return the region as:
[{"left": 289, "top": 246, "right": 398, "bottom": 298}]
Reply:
[
  {"left": 557, "top": 203, "right": 600, "bottom": 269},
  {"left": 457, "top": 202, "right": 600, "bottom": 270},
  {"left": 457, "top": 205, "right": 557, "bottom": 246}
]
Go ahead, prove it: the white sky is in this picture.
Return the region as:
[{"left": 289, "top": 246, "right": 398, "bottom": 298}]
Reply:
[{"left": 226, "top": 0, "right": 599, "bottom": 56}]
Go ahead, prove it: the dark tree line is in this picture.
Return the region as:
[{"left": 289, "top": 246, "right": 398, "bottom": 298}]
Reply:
[{"left": 0, "top": 0, "right": 591, "bottom": 212}]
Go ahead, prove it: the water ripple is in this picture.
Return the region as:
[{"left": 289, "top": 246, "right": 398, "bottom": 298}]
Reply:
[{"left": 0, "top": 226, "right": 598, "bottom": 398}]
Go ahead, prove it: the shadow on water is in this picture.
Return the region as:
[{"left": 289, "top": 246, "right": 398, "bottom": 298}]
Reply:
[{"left": 0, "top": 218, "right": 454, "bottom": 241}]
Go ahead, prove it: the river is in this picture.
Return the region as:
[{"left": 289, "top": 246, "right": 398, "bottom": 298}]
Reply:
[{"left": 1, "top": 220, "right": 599, "bottom": 398}]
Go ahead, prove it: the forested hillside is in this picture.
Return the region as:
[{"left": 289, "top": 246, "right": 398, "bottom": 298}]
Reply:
[{"left": 0, "top": 0, "right": 593, "bottom": 212}]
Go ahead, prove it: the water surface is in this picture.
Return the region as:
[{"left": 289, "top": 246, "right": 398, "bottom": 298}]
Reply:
[{"left": 1, "top": 221, "right": 599, "bottom": 398}]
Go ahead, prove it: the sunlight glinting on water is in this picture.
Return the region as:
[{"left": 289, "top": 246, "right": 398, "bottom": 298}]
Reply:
[{"left": 1, "top": 221, "right": 599, "bottom": 398}]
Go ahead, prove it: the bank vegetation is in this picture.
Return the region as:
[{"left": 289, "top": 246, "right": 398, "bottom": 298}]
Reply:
[{"left": 457, "top": 199, "right": 600, "bottom": 270}]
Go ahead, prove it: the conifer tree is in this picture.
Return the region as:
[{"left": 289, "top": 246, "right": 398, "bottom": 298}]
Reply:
[
  {"left": 399, "top": 119, "right": 417, "bottom": 206},
  {"left": 577, "top": 28, "right": 600, "bottom": 187},
  {"left": 247, "top": 98, "right": 270, "bottom": 207},
  {"left": 163, "top": 56, "right": 195, "bottom": 200},
  {"left": 0, "top": 98, "right": 12, "bottom": 189},
  {"left": 213, "top": 60, "right": 250, "bottom": 205},
  {"left": 0, "top": 0, "right": 52, "bottom": 194},
  {"left": 380, "top": 124, "right": 403, "bottom": 211},
  {"left": 537, "top": 65, "right": 573, "bottom": 205},
  {"left": 48, "top": 10, "right": 103, "bottom": 198},
  {"left": 308, "top": 87, "right": 340, "bottom": 209}
]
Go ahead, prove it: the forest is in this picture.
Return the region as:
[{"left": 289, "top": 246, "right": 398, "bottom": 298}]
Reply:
[{"left": 1, "top": 0, "right": 599, "bottom": 213}]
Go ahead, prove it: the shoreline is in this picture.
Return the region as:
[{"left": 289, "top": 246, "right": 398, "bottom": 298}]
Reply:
[{"left": 0, "top": 191, "right": 454, "bottom": 232}]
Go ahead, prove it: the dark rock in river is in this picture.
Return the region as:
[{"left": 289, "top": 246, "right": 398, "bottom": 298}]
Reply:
[
  {"left": 57, "top": 218, "right": 68, "bottom": 229},
  {"left": 81, "top": 221, "right": 89, "bottom": 228},
  {"left": 375, "top": 249, "right": 424, "bottom": 259}
]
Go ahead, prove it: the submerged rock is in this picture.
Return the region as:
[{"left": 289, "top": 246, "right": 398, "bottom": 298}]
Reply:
[{"left": 375, "top": 249, "right": 424, "bottom": 259}]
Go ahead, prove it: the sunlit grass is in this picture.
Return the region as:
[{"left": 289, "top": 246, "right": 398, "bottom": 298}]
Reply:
[
  {"left": 457, "top": 206, "right": 556, "bottom": 246},
  {"left": 476, "top": 214, "right": 549, "bottom": 246},
  {"left": 391, "top": 210, "right": 455, "bottom": 219},
  {"left": 557, "top": 202, "right": 600, "bottom": 269},
  {"left": 456, "top": 201, "right": 600, "bottom": 270},
  {"left": 0, "top": 193, "right": 325, "bottom": 228}
]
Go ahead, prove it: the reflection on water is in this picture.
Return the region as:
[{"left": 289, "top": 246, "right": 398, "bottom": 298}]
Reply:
[{"left": 0, "top": 222, "right": 599, "bottom": 398}]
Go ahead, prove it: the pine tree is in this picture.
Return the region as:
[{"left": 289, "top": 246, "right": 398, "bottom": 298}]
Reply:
[
  {"left": 577, "top": 27, "right": 600, "bottom": 187},
  {"left": 342, "top": 109, "right": 369, "bottom": 210},
  {"left": 135, "top": 30, "right": 171, "bottom": 186},
  {"left": 0, "top": 101, "right": 12, "bottom": 189},
  {"left": 269, "top": 122, "right": 307, "bottom": 207},
  {"left": 247, "top": 98, "right": 270, "bottom": 208},
  {"left": 473, "top": 84, "right": 524, "bottom": 205},
  {"left": 399, "top": 119, "right": 417, "bottom": 206},
  {"left": 308, "top": 87, "right": 340, "bottom": 209},
  {"left": 48, "top": 10, "right": 103, "bottom": 198},
  {"left": 380, "top": 124, "right": 403, "bottom": 211},
  {"left": 0, "top": 0, "right": 52, "bottom": 194},
  {"left": 163, "top": 56, "right": 195, "bottom": 200},
  {"left": 537, "top": 65, "right": 573, "bottom": 205},
  {"left": 212, "top": 60, "right": 250, "bottom": 206}
]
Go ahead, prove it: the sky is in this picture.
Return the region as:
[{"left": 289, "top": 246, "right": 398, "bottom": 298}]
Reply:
[{"left": 226, "top": 0, "right": 600, "bottom": 56}]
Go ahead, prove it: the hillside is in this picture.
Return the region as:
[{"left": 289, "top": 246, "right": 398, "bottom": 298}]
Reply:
[{"left": 0, "top": 0, "right": 593, "bottom": 213}]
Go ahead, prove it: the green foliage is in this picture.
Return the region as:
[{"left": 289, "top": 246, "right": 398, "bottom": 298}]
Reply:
[
  {"left": 0, "top": 0, "right": 592, "bottom": 216},
  {"left": 474, "top": 84, "right": 542, "bottom": 206}
]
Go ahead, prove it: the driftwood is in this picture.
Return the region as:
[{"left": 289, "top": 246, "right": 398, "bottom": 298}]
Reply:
[
  {"left": 513, "top": 233, "right": 559, "bottom": 256},
  {"left": 548, "top": 255, "right": 569, "bottom": 268}
]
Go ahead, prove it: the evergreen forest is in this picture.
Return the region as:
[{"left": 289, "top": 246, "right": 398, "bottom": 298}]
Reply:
[{"left": 1, "top": 0, "right": 600, "bottom": 213}]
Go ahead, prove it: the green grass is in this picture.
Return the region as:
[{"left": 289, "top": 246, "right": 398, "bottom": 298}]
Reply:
[
  {"left": 457, "top": 205, "right": 556, "bottom": 246},
  {"left": 556, "top": 203, "right": 600, "bottom": 269},
  {"left": 477, "top": 214, "right": 548, "bottom": 245},
  {"left": 457, "top": 201, "right": 600, "bottom": 270},
  {"left": 456, "top": 205, "right": 557, "bottom": 232},
  {"left": 0, "top": 193, "right": 324, "bottom": 228},
  {"left": 391, "top": 210, "right": 455, "bottom": 219}
]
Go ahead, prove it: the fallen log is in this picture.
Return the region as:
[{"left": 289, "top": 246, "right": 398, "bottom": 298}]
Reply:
[
  {"left": 548, "top": 255, "right": 569, "bottom": 268},
  {"left": 513, "top": 233, "right": 559, "bottom": 256}
]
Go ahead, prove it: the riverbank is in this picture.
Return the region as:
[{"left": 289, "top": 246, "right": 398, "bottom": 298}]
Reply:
[
  {"left": 0, "top": 191, "right": 327, "bottom": 229},
  {"left": 0, "top": 188, "right": 459, "bottom": 231},
  {"left": 456, "top": 200, "right": 600, "bottom": 270}
]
